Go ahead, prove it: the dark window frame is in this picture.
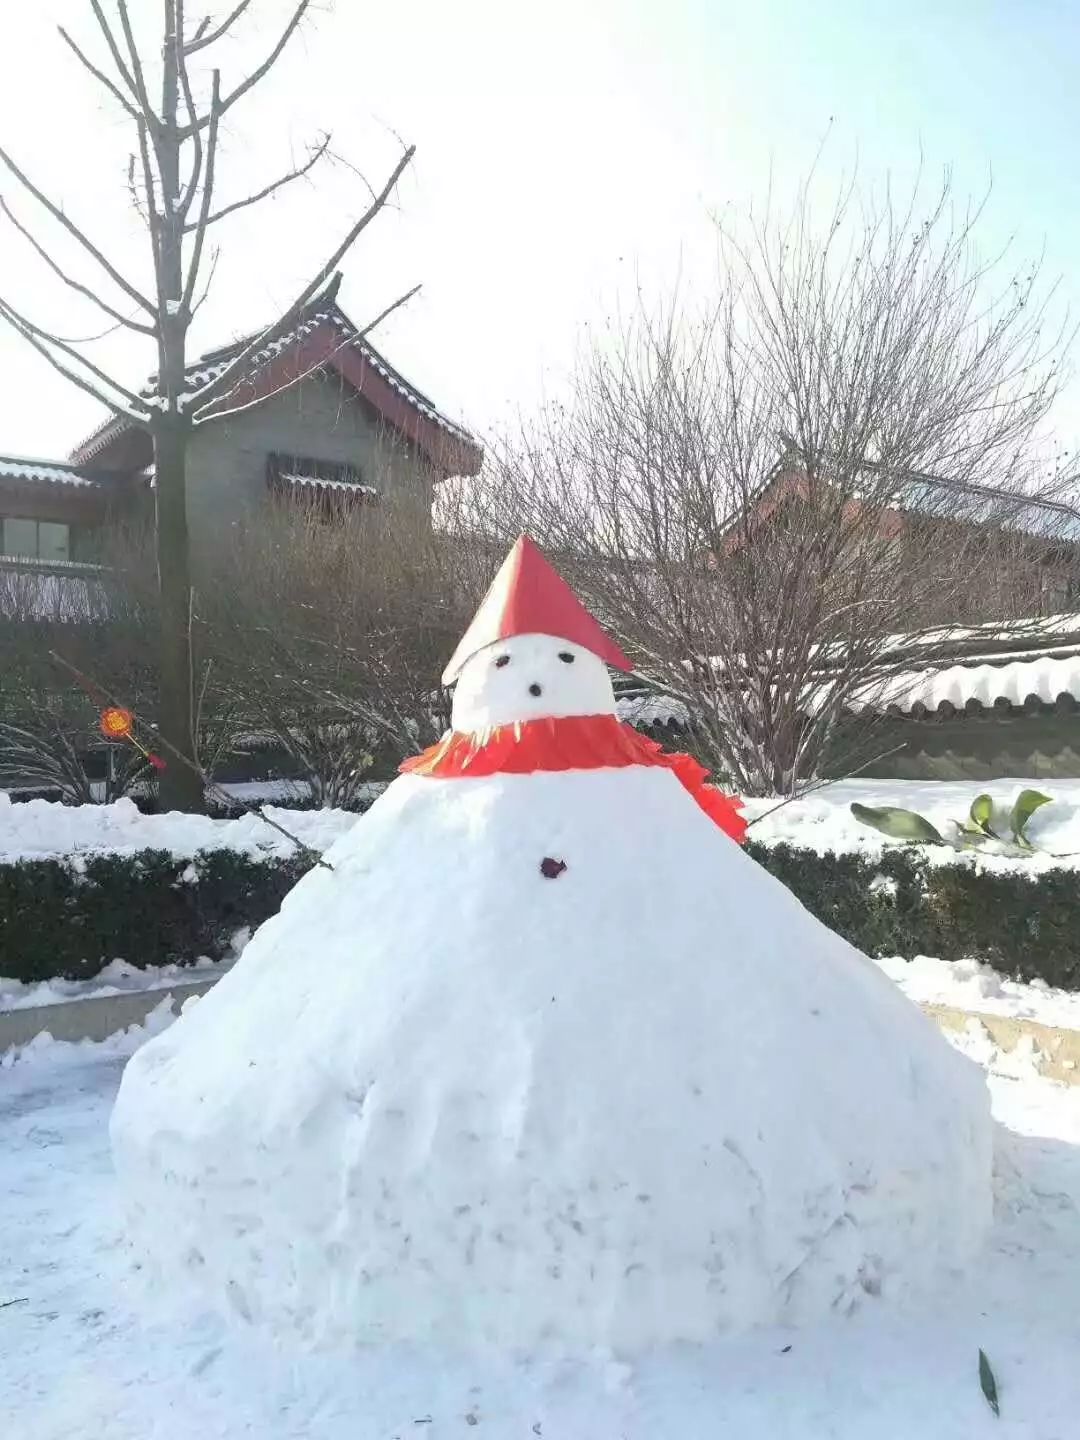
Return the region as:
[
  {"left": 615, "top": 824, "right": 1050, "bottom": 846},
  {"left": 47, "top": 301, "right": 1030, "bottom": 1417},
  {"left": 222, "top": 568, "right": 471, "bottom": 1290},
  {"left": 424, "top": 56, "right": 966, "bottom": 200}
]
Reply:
[{"left": 0, "top": 515, "right": 73, "bottom": 563}]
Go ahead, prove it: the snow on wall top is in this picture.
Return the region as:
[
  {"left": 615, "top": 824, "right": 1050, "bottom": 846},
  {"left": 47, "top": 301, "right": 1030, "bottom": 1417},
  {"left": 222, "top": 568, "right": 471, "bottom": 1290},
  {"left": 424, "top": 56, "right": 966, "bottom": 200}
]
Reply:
[
  {"left": 616, "top": 693, "right": 690, "bottom": 728},
  {"left": 849, "top": 652, "right": 1080, "bottom": 715}
]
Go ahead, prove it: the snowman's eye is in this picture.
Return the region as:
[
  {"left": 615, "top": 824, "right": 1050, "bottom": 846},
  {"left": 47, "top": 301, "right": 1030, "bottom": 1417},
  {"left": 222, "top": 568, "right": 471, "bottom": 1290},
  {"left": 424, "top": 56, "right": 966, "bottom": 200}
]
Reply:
[
  {"left": 558, "top": 651, "right": 575, "bottom": 664},
  {"left": 494, "top": 654, "right": 511, "bottom": 668}
]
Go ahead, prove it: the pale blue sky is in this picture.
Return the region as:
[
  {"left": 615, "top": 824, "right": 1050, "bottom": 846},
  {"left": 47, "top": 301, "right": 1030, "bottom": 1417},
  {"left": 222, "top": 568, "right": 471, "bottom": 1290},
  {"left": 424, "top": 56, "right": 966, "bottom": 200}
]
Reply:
[{"left": 0, "top": 0, "right": 1076, "bottom": 455}]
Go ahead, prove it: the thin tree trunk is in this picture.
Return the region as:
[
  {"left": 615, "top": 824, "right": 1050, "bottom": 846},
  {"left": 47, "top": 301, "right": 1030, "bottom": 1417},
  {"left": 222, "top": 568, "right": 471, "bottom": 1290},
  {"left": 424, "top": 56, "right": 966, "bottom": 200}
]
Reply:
[
  {"left": 153, "top": 419, "right": 201, "bottom": 810},
  {"left": 154, "top": 0, "right": 201, "bottom": 812}
]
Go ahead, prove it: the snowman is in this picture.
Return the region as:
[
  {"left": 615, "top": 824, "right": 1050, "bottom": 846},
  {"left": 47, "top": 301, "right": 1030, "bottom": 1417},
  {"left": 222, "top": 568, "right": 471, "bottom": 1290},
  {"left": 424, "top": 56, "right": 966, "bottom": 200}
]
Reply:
[{"left": 111, "top": 535, "right": 991, "bottom": 1352}]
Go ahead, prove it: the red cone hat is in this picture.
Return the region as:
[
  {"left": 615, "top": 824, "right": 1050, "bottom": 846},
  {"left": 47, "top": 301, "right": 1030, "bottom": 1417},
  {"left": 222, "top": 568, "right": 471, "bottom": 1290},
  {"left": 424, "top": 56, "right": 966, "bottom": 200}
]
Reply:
[{"left": 441, "top": 535, "right": 633, "bottom": 684}]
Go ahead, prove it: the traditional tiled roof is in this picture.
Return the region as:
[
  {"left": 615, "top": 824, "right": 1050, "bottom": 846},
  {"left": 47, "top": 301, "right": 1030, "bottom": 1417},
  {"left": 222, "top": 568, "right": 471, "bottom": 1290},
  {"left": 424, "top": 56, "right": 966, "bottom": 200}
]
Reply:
[
  {"left": 860, "top": 462, "right": 1080, "bottom": 544},
  {"left": 70, "top": 297, "right": 483, "bottom": 480},
  {"left": 732, "top": 456, "right": 1080, "bottom": 549},
  {"left": 616, "top": 691, "right": 689, "bottom": 729},
  {"left": 846, "top": 651, "right": 1080, "bottom": 717},
  {"left": 0, "top": 454, "right": 105, "bottom": 489}
]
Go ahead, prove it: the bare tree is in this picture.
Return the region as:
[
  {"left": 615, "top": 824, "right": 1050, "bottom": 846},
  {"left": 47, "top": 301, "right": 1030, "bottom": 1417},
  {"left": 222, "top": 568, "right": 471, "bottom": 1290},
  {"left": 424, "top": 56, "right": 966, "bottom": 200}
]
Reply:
[
  {"left": 0, "top": 1, "right": 416, "bottom": 810},
  {"left": 189, "top": 483, "right": 474, "bottom": 800},
  {"left": 468, "top": 173, "right": 1080, "bottom": 793},
  {"left": 0, "top": 558, "right": 158, "bottom": 802}
]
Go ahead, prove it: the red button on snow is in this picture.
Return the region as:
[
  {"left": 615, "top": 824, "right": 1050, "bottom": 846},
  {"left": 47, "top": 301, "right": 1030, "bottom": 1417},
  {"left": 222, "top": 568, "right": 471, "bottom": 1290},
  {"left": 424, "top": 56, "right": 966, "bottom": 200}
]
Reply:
[{"left": 540, "top": 857, "right": 567, "bottom": 879}]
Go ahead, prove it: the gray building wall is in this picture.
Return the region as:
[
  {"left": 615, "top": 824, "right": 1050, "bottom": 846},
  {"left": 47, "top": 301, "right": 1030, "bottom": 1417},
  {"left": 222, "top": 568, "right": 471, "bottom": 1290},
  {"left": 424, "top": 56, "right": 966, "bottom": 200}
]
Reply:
[
  {"left": 183, "top": 368, "right": 435, "bottom": 543},
  {"left": 825, "top": 709, "right": 1080, "bottom": 781}
]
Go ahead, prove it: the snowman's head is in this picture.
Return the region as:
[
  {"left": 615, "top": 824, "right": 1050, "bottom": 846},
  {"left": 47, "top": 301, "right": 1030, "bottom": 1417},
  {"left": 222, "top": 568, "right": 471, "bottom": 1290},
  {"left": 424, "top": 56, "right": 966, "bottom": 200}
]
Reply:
[{"left": 450, "top": 632, "right": 617, "bottom": 731}]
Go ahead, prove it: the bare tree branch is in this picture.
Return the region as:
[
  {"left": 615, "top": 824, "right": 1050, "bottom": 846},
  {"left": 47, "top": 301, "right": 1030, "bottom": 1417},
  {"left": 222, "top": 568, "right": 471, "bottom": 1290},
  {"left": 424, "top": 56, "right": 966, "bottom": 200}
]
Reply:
[
  {"left": 182, "top": 71, "right": 221, "bottom": 311},
  {"left": 57, "top": 25, "right": 139, "bottom": 120},
  {"left": 0, "top": 197, "right": 156, "bottom": 336},
  {"left": 0, "top": 291, "right": 145, "bottom": 407},
  {"left": 0, "top": 296, "right": 148, "bottom": 424},
  {"left": 0, "top": 143, "right": 156, "bottom": 314},
  {"left": 186, "top": 132, "right": 330, "bottom": 231},
  {"left": 113, "top": 0, "right": 156, "bottom": 125},
  {"left": 183, "top": 0, "right": 254, "bottom": 53},
  {"left": 190, "top": 245, "right": 222, "bottom": 315},
  {"left": 356, "top": 282, "right": 423, "bottom": 344},
  {"left": 181, "top": 0, "right": 311, "bottom": 134},
  {"left": 126, "top": 151, "right": 149, "bottom": 226},
  {"left": 133, "top": 116, "right": 164, "bottom": 308},
  {"left": 190, "top": 142, "right": 415, "bottom": 417},
  {"left": 175, "top": 8, "right": 206, "bottom": 221},
  {"left": 87, "top": 0, "right": 140, "bottom": 108}
]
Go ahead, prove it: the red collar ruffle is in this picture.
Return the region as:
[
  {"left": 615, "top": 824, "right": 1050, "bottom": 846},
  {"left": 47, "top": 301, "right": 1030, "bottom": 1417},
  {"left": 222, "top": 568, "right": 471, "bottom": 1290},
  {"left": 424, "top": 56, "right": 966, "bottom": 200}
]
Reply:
[{"left": 400, "top": 712, "right": 747, "bottom": 843}]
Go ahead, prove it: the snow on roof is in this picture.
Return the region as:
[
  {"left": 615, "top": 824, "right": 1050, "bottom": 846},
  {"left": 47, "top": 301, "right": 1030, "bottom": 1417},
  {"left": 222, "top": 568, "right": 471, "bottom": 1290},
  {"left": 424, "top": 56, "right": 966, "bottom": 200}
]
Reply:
[
  {"left": 280, "top": 473, "right": 379, "bottom": 497},
  {"left": 0, "top": 454, "right": 102, "bottom": 489}
]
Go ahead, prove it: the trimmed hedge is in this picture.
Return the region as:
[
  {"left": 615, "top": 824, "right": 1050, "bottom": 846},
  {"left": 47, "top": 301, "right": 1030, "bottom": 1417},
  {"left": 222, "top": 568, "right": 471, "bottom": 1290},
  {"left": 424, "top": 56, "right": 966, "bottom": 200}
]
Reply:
[
  {"left": 0, "top": 849, "right": 309, "bottom": 985},
  {"left": 746, "top": 842, "right": 1080, "bottom": 991},
  {"left": 2, "top": 839, "right": 1078, "bottom": 990}
]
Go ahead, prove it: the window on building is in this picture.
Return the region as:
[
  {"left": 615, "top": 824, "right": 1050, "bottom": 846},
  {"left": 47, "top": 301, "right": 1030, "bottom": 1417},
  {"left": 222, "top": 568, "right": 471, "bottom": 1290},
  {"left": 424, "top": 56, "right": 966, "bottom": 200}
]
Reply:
[
  {"left": 265, "top": 452, "right": 376, "bottom": 498},
  {"left": 1040, "top": 568, "right": 1073, "bottom": 616},
  {"left": 1, "top": 517, "right": 71, "bottom": 562}
]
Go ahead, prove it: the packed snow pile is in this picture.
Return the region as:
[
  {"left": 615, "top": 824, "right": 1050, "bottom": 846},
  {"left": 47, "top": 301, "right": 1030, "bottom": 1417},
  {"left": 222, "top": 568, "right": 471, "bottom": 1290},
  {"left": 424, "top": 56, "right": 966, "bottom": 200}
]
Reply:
[
  {"left": 0, "top": 791, "right": 355, "bottom": 864},
  {"left": 111, "top": 537, "right": 992, "bottom": 1353}
]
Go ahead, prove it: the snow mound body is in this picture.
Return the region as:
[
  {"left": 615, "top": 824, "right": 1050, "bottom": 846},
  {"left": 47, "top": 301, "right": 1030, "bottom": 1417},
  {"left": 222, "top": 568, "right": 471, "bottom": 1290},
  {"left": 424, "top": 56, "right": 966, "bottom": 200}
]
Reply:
[{"left": 110, "top": 766, "right": 991, "bottom": 1350}]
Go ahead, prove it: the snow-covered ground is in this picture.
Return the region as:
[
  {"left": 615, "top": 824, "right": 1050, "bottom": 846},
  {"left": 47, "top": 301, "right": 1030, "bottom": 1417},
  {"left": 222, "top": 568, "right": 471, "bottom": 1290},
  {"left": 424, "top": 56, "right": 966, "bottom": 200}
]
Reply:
[
  {"left": 0, "top": 954, "right": 235, "bottom": 1013},
  {"left": 3, "top": 777, "right": 1077, "bottom": 868},
  {"left": 3, "top": 1012, "right": 1079, "bottom": 1438},
  {"left": 744, "top": 776, "right": 1080, "bottom": 871},
  {"left": 8, "top": 944, "right": 1080, "bottom": 1038},
  {"left": 879, "top": 953, "right": 1080, "bottom": 1032},
  {"left": 0, "top": 791, "right": 357, "bottom": 864}
]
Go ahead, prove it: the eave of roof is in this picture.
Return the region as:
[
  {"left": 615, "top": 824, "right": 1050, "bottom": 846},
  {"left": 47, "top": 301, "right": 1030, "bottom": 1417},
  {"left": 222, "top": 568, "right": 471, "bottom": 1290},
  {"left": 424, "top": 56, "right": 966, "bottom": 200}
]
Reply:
[{"left": 0, "top": 453, "right": 105, "bottom": 488}]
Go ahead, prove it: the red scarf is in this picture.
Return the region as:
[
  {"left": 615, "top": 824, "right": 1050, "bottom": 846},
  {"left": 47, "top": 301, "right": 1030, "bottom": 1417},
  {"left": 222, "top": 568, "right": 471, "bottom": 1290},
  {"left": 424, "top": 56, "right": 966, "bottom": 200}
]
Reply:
[{"left": 400, "top": 712, "right": 747, "bottom": 843}]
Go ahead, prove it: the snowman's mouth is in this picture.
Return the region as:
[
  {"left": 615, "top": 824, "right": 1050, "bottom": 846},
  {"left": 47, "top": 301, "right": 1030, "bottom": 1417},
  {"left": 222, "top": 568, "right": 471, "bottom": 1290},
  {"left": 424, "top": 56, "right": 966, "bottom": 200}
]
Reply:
[{"left": 528, "top": 683, "right": 543, "bottom": 697}]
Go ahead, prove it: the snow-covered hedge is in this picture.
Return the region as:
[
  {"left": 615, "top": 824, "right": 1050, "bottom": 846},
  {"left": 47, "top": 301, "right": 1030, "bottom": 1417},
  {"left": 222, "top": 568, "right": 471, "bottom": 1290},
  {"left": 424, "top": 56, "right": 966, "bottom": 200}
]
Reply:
[{"left": 2, "top": 836, "right": 1079, "bottom": 989}]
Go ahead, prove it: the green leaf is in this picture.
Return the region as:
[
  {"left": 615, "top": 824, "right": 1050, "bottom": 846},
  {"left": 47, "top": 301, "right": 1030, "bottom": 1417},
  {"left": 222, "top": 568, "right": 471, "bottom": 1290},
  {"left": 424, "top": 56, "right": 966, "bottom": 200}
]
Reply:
[
  {"left": 1009, "top": 789, "right": 1052, "bottom": 844},
  {"left": 979, "top": 1348, "right": 1000, "bottom": 1417},
  {"left": 969, "top": 793, "right": 998, "bottom": 838},
  {"left": 850, "top": 803, "right": 945, "bottom": 845}
]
